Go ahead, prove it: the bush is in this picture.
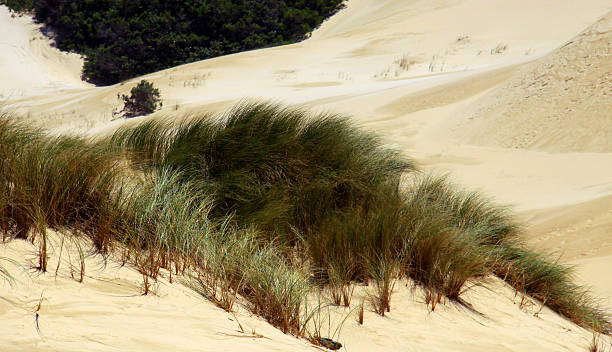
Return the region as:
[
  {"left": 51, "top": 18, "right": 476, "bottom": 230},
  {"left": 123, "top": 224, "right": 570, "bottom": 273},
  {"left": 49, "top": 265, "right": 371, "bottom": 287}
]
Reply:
[{"left": 120, "top": 80, "right": 162, "bottom": 118}]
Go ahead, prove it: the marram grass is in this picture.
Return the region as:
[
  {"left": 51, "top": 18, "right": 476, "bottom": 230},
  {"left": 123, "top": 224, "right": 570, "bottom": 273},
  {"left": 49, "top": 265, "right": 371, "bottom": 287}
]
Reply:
[{"left": 0, "top": 104, "right": 609, "bottom": 336}]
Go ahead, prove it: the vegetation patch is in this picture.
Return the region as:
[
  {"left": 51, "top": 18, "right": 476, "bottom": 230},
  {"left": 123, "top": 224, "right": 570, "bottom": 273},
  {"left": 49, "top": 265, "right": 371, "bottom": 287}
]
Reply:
[
  {"left": 1, "top": 104, "right": 610, "bottom": 338},
  {"left": 119, "top": 80, "right": 162, "bottom": 118},
  {"left": 2, "top": 0, "right": 344, "bottom": 85},
  {"left": 1, "top": 0, "right": 33, "bottom": 13}
]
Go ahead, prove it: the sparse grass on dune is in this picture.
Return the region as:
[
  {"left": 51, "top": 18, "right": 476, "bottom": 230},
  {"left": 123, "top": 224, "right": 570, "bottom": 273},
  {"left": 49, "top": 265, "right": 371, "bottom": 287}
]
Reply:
[
  {"left": 0, "top": 116, "right": 308, "bottom": 333},
  {"left": 494, "top": 245, "right": 610, "bottom": 333},
  {"left": 0, "top": 257, "right": 19, "bottom": 287},
  {"left": 0, "top": 118, "right": 125, "bottom": 268},
  {"left": 409, "top": 175, "right": 611, "bottom": 332},
  {"left": 1, "top": 104, "right": 610, "bottom": 338}
]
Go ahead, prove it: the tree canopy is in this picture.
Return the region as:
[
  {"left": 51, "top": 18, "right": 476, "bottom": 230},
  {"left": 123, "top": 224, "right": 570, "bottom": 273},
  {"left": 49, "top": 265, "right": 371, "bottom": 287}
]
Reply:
[{"left": 4, "top": 0, "right": 344, "bottom": 85}]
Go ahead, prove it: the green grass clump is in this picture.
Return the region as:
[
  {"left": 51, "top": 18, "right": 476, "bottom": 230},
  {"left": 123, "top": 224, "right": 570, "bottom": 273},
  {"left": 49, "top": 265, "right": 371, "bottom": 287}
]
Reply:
[
  {"left": 118, "top": 169, "right": 212, "bottom": 258},
  {"left": 0, "top": 115, "right": 308, "bottom": 331},
  {"left": 408, "top": 175, "right": 610, "bottom": 332},
  {"left": 110, "top": 103, "right": 415, "bottom": 239},
  {"left": 406, "top": 175, "right": 519, "bottom": 246},
  {"left": 242, "top": 243, "right": 310, "bottom": 334},
  {"left": 0, "top": 119, "right": 125, "bottom": 269},
  {"left": 1, "top": 104, "right": 609, "bottom": 337},
  {"left": 109, "top": 103, "right": 610, "bottom": 333}
]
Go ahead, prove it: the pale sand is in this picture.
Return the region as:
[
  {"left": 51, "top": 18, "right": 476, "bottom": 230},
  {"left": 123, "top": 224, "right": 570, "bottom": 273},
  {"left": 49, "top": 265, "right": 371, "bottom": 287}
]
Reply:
[
  {"left": 0, "top": 231, "right": 605, "bottom": 352},
  {"left": 1, "top": 0, "right": 612, "bottom": 350},
  {"left": 0, "top": 6, "right": 87, "bottom": 99}
]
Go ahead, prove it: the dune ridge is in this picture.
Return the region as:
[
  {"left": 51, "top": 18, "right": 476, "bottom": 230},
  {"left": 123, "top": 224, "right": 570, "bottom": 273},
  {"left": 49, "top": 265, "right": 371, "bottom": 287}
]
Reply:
[{"left": 455, "top": 12, "right": 612, "bottom": 152}]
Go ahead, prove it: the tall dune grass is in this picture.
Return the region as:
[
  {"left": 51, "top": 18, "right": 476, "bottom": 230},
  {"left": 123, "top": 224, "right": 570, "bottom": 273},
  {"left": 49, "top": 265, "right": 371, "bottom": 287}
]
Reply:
[
  {"left": 0, "top": 119, "right": 125, "bottom": 269},
  {"left": 0, "top": 116, "right": 308, "bottom": 332},
  {"left": 108, "top": 103, "right": 610, "bottom": 333},
  {"left": 0, "top": 104, "right": 609, "bottom": 336},
  {"left": 408, "top": 175, "right": 610, "bottom": 331},
  {"left": 109, "top": 103, "right": 415, "bottom": 236}
]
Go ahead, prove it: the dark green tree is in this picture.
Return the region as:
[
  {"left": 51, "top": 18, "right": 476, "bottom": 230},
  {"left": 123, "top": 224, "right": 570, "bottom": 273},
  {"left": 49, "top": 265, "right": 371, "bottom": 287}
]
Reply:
[
  {"left": 2, "top": 0, "right": 34, "bottom": 12},
  {"left": 3, "top": 0, "right": 344, "bottom": 85},
  {"left": 120, "top": 80, "right": 162, "bottom": 118}
]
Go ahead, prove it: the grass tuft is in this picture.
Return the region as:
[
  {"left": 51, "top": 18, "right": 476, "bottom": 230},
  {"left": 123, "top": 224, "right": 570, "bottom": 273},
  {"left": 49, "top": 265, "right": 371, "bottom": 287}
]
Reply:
[{"left": 1, "top": 104, "right": 609, "bottom": 337}]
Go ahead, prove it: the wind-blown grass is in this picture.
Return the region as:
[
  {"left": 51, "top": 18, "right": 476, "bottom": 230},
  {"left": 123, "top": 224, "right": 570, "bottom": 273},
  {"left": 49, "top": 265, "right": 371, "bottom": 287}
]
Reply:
[
  {"left": 0, "top": 257, "right": 19, "bottom": 287},
  {"left": 108, "top": 103, "right": 609, "bottom": 333},
  {"left": 408, "top": 175, "right": 610, "bottom": 331},
  {"left": 109, "top": 103, "right": 415, "bottom": 237},
  {"left": 1, "top": 104, "right": 609, "bottom": 337},
  {"left": 0, "top": 115, "right": 309, "bottom": 332},
  {"left": 495, "top": 245, "right": 610, "bottom": 332},
  {"left": 0, "top": 119, "right": 125, "bottom": 269}
]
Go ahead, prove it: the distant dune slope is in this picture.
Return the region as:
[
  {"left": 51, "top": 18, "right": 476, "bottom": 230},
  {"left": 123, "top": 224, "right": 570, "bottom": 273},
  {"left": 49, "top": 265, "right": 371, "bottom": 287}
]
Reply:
[
  {"left": 524, "top": 194, "right": 612, "bottom": 310},
  {"left": 3, "top": 0, "right": 611, "bottom": 133},
  {"left": 457, "top": 12, "right": 612, "bottom": 152}
]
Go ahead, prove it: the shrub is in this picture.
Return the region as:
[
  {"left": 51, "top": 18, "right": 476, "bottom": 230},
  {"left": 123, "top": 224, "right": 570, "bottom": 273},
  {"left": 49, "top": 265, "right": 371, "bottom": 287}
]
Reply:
[{"left": 120, "top": 80, "right": 162, "bottom": 118}]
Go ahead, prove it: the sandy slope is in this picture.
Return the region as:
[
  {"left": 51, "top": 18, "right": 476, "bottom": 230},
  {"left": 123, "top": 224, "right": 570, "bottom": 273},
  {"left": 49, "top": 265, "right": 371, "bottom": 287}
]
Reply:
[
  {"left": 0, "top": 233, "right": 314, "bottom": 352},
  {"left": 0, "top": 231, "right": 604, "bottom": 352},
  {"left": 2, "top": 0, "right": 612, "bottom": 350},
  {"left": 454, "top": 13, "right": 612, "bottom": 152},
  {"left": 3, "top": 0, "right": 610, "bottom": 132},
  {"left": 0, "top": 6, "right": 87, "bottom": 99},
  {"left": 524, "top": 195, "right": 612, "bottom": 310}
]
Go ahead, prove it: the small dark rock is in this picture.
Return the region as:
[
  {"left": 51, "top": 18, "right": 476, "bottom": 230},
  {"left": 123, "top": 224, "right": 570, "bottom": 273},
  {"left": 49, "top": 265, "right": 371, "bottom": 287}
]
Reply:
[{"left": 320, "top": 337, "right": 342, "bottom": 350}]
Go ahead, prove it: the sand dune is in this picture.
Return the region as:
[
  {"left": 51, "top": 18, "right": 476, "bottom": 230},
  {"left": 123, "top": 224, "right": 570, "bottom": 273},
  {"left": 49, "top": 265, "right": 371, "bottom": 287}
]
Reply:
[
  {"left": 3, "top": 0, "right": 611, "bottom": 132},
  {"left": 454, "top": 12, "right": 612, "bottom": 152},
  {"left": 2, "top": 0, "right": 612, "bottom": 350},
  {"left": 524, "top": 195, "right": 612, "bottom": 310},
  {"left": 0, "top": 232, "right": 315, "bottom": 352}
]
